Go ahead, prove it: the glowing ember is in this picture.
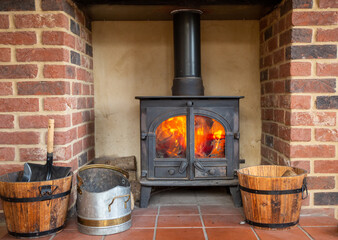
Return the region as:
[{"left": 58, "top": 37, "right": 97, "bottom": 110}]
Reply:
[{"left": 156, "top": 115, "right": 225, "bottom": 158}]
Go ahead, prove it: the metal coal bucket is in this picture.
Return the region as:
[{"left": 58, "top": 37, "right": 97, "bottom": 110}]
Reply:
[{"left": 76, "top": 164, "right": 132, "bottom": 235}]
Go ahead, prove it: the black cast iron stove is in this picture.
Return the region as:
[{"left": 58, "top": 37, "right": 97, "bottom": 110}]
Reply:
[{"left": 136, "top": 9, "right": 244, "bottom": 208}]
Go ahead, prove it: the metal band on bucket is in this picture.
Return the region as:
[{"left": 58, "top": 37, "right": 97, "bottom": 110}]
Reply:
[
  {"left": 0, "top": 189, "right": 71, "bottom": 202},
  {"left": 245, "top": 219, "right": 299, "bottom": 228},
  {"left": 8, "top": 224, "right": 65, "bottom": 238},
  {"left": 239, "top": 177, "right": 308, "bottom": 200},
  {"left": 77, "top": 214, "right": 131, "bottom": 227},
  {"left": 239, "top": 185, "right": 302, "bottom": 195}
]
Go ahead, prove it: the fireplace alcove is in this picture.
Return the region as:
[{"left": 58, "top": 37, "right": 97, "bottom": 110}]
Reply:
[
  {"left": 93, "top": 22, "right": 261, "bottom": 206},
  {"left": 90, "top": 1, "right": 272, "bottom": 208}
]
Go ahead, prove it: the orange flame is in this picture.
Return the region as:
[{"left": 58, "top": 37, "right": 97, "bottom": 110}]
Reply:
[
  {"left": 156, "top": 116, "right": 187, "bottom": 158},
  {"left": 156, "top": 115, "right": 225, "bottom": 158},
  {"left": 194, "top": 116, "right": 225, "bottom": 158}
]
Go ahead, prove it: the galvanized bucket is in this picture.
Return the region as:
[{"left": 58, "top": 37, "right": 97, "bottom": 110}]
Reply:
[{"left": 76, "top": 164, "right": 132, "bottom": 235}]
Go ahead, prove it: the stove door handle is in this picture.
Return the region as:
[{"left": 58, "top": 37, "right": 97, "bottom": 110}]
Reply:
[
  {"left": 179, "top": 161, "right": 188, "bottom": 173},
  {"left": 194, "top": 161, "right": 206, "bottom": 173}
]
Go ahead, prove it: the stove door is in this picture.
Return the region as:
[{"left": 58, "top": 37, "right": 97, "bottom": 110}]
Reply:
[
  {"left": 150, "top": 113, "right": 233, "bottom": 180},
  {"left": 152, "top": 115, "right": 189, "bottom": 179}
]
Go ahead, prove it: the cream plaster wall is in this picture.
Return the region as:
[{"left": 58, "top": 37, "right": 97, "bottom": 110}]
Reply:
[{"left": 92, "top": 20, "right": 261, "bottom": 173}]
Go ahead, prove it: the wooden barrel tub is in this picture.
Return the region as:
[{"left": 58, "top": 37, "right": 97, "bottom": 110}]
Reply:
[
  {"left": 237, "top": 165, "right": 307, "bottom": 229},
  {"left": 0, "top": 171, "right": 72, "bottom": 238}
]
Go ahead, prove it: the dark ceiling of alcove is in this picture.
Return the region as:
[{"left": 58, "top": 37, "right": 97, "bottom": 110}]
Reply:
[{"left": 74, "top": 0, "right": 282, "bottom": 20}]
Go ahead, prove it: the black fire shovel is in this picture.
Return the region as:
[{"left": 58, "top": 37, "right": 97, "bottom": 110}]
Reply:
[{"left": 21, "top": 119, "right": 71, "bottom": 182}]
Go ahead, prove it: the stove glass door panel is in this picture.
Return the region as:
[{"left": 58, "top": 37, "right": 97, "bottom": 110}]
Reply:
[
  {"left": 194, "top": 115, "right": 225, "bottom": 159},
  {"left": 155, "top": 115, "right": 187, "bottom": 158}
]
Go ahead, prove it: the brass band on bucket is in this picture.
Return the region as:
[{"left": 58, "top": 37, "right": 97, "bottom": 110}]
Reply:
[{"left": 77, "top": 214, "right": 131, "bottom": 227}]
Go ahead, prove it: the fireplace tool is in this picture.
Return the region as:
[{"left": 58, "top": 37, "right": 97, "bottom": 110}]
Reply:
[{"left": 21, "top": 119, "right": 71, "bottom": 182}]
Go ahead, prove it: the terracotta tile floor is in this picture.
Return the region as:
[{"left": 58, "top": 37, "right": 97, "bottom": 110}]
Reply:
[{"left": 0, "top": 205, "right": 337, "bottom": 240}]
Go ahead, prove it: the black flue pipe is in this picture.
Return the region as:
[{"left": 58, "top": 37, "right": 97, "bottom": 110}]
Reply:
[{"left": 171, "top": 9, "right": 204, "bottom": 96}]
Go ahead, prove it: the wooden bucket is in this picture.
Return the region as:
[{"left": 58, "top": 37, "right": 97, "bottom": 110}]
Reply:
[
  {"left": 0, "top": 171, "right": 73, "bottom": 238},
  {"left": 237, "top": 165, "right": 307, "bottom": 229}
]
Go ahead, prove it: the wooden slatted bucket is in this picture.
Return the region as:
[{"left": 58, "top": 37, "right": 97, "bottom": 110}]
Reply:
[
  {"left": 237, "top": 165, "right": 307, "bottom": 229},
  {"left": 0, "top": 171, "right": 72, "bottom": 238}
]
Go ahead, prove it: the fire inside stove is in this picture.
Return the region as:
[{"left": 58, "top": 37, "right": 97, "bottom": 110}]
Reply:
[{"left": 155, "top": 116, "right": 225, "bottom": 158}]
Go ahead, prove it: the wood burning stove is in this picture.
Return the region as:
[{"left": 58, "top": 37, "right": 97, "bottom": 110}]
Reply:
[
  {"left": 136, "top": 9, "right": 244, "bottom": 207},
  {"left": 136, "top": 96, "right": 243, "bottom": 207}
]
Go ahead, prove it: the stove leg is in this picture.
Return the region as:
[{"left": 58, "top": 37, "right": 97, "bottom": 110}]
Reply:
[
  {"left": 140, "top": 186, "right": 152, "bottom": 208},
  {"left": 229, "top": 186, "right": 242, "bottom": 208}
]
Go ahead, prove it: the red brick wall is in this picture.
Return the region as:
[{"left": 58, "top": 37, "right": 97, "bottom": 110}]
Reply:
[
  {"left": 260, "top": 0, "right": 337, "bottom": 218},
  {"left": 0, "top": 0, "right": 94, "bottom": 219}
]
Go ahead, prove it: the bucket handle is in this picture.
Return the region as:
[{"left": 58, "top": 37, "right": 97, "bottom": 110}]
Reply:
[
  {"left": 108, "top": 194, "right": 130, "bottom": 212},
  {"left": 39, "top": 185, "right": 58, "bottom": 196},
  {"left": 302, "top": 178, "right": 308, "bottom": 200},
  {"left": 77, "top": 174, "right": 84, "bottom": 195}
]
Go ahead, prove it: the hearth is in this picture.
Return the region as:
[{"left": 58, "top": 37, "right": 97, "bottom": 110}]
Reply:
[{"left": 136, "top": 9, "right": 244, "bottom": 207}]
